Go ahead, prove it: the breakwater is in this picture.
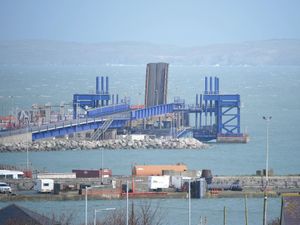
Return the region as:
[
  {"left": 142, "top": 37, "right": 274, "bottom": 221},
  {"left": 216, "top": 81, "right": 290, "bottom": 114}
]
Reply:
[{"left": 0, "top": 137, "right": 208, "bottom": 152}]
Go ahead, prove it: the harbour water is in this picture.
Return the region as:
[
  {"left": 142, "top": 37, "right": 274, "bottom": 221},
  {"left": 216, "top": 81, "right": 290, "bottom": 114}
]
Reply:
[
  {"left": 0, "top": 65, "right": 299, "bottom": 175},
  {"left": 0, "top": 65, "right": 299, "bottom": 224},
  {"left": 0, "top": 197, "right": 281, "bottom": 225}
]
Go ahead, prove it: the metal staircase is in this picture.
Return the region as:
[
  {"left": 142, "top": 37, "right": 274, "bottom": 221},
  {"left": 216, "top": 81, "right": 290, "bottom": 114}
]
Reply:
[
  {"left": 176, "top": 128, "right": 193, "bottom": 138},
  {"left": 90, "top": 119, "right": 113, "bottom": 141}
]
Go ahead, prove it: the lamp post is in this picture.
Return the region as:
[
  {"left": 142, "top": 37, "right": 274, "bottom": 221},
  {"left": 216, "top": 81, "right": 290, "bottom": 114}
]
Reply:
[
  {"left": 26, "top": 120, "right": 29, "bottom": 171},
  {"left": 85, "top": 185, "right": 104, "bottom": 225},
  {"left": 188, "top": 179, "right": 191, "bottom": 225},
  {"left": 93, "top": 208, "right": 115, "bottom": 225},
  {"left": 126, "top": 180, "right": 129, "bottom": 225},
  {"left": 262, "top": 116, "right": 272, "bottom": 225},
  {"left": 101, "top": 148, "right": 103, "bottom": 184}
]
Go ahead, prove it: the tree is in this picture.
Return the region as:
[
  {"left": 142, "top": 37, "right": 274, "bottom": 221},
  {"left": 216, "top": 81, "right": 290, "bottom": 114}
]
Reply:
[
  {"left": 268, "top": 217, "right": 280, "bottom": 225},
  {"left": 93, "top": 201, "right": 166, "bottom": 225}
]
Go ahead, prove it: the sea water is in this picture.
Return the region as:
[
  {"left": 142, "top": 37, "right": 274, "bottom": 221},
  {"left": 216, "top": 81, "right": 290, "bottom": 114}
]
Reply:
[
  {"left": 0, "top": 64, "right": 299, "bottom": 224},
  {"left": 0, "top": 197, "right": 281, "bottom": 225}
]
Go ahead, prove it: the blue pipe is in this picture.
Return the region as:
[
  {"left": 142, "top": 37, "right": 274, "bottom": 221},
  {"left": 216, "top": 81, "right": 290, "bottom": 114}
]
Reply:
[
  {"left": 199, "top": 94, "right": 202, "bottom": 127},
  {"left": 205, "top": 77, "right": 208, "bottom": 94},
  {"left": 200, "top": 94, "right": 202, "bottom": 107},
  {"left": 209, "top": 76, "right": 212, "bottom": 94},
  {"left": 106, "top": 76, "right": 109, "bottom": 94},
  {"left": 96, "top": 77, "right": 100, "bottom": 94},
  {"left": 214, "top": 77, "right": 217, "bottom": 94},
  {"left": 101, "top": 76, "right": 104, "bottom": 93},
  {"left": 199, "top": 94, "right": 202, "bottom": 128}
]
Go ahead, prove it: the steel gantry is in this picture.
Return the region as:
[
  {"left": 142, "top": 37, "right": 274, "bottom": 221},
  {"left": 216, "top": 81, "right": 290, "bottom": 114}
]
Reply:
[
  {"left": 191, "top": 76, "right": 243, "bottom": 141},
  {"left": 30, "top": 75, "right": 245, "bottom": 142}
]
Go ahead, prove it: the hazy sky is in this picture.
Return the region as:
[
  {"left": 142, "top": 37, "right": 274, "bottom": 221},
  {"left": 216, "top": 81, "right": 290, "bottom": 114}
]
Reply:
[{"left": 1, "top": 0, "right": 300, "bottom": 46}]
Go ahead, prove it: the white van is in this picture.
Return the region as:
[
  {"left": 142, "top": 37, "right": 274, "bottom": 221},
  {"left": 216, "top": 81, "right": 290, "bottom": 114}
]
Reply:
[
  {"left": 0, "top": 182, "right": 12, "bottom": 193},
  {"left": 34, "top": 179, "right": 54, "bottom": 193}
]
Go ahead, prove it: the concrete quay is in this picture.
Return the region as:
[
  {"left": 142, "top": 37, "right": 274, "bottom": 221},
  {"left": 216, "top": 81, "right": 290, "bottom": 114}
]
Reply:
[
  {"left": 212, "top": 175, "right": 300, "bottom": 192},
  {"left": 0, "top": 175, "right": 299, "bottom": 201}
]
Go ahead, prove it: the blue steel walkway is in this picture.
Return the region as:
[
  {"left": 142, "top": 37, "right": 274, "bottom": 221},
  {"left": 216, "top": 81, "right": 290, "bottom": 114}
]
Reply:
[
  {"left": 32, "top": 117, "right": 128, "bottom": 141},
  {"left": 31, "top": 102, "right": 184, "bottom": 141}
]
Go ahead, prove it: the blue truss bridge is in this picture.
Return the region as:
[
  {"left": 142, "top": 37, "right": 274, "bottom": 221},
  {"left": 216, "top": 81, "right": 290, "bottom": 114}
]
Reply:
[
  {"left": 1, "top": 76, "right": 248, "bottom": 143},
  {"left": 32, "top": 102, "right": 183, "bottom": 141}
]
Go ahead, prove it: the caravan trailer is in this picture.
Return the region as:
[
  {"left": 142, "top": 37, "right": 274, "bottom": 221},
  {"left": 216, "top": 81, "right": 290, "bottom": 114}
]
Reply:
[
  {"left": 34, "top": 179, "right": 54, "bottom": 193},
  {"left": 0, "top": 170, "right": 24, "bottom": 179}
]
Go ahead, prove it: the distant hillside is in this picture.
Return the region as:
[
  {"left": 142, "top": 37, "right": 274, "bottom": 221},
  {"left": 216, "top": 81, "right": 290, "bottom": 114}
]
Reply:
[{"left": 0, "top": 39, "right": 300, "bottom": 65}]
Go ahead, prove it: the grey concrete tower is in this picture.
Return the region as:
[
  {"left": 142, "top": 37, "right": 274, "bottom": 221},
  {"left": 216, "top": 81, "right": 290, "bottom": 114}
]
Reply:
[{"left": 144, "top": 62, "right": 169, "bottom": 107}]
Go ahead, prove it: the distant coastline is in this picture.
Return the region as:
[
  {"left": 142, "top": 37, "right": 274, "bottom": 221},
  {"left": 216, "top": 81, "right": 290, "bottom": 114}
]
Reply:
[{"left": 1, "top": 39, "right": 300, "bottom": 66}]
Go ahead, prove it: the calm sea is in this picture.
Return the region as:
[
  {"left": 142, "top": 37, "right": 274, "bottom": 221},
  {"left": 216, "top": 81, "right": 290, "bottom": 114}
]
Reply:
[
  {"left": 0, "top": 64, "right": 299, "bottom": 224},
  {"left": 0, "top": 198, "right": 281, "bottom": 225}
]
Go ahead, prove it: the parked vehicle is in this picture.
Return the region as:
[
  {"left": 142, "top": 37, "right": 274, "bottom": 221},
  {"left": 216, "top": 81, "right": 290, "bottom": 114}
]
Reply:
[
  {"left": 0, "top": 170, "right": 24, "bottom": 179},
  {"left": 148, "top": 176, "right": 170, "bottom": 190},
  {"left": 34, "top": 179, "right": 54, "bottom": 193},
  {"left": 0, "top": 182, "right": 12, "bottom": 193}
]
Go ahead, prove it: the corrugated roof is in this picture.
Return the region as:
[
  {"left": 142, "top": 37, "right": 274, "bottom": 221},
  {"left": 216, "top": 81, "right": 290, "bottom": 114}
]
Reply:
[{"left": 0, "top": 204, "right": 55, "bottom": 225}]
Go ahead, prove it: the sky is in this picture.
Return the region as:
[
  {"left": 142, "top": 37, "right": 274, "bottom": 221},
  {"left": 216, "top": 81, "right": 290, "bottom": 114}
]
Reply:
[{"left": 0, "top": 0, "right": 300, "bottom": 46}]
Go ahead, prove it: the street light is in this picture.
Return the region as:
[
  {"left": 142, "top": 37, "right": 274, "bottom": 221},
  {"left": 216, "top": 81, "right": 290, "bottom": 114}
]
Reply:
[
  {"left": 93, "top": 208, "right": 115, "bottom": 225},
  {"left": 188, "top": 179, "right": 191, "bottom": 225},
  {"left": 101, "top": 149, "right": 104, "bottom": 184},
  {"left": 85, "top": 185, "right": 104, "bottom": 225},
  {"left": 126, "top": 180, "right": 129, "bottom": 225},
  {"left": 262, "top": 116, "right": 272, "bottom": 225},
  {"left": 26, "top": 120, "right": 29, "bottom": 171}
]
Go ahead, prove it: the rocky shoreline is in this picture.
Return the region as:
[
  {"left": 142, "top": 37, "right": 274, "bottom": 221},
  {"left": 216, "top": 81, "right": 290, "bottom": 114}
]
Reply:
[{"left": 0, "top": 137, "right": 208, "bottom": 152}]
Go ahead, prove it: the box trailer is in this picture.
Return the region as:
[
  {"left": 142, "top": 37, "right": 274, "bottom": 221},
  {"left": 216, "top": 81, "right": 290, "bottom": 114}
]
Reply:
[
  {"left": 36, "top": 173, "right": 76, "bottom": 179},
  {"left": 171, "top": 176, "right": 193, "bottom": 190},
  {"left": 171, "top": 176, "right": 183, "bottom": 189},
  {"left": 72, "top": 169, "right": 112, "bottom": 178},
  {"left": 133, "top": 164, "right": 187, "bottom": 176},
  {"left": 148, "top": 176, "right": 170, "bottom": 190},
  {"left": 34, "top": 179, "right": 54, "bottom": 193}
]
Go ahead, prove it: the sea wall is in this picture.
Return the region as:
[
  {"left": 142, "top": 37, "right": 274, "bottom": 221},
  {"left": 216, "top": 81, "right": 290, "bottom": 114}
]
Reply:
[
  {"left": 0, "top": 137, "right": 208, "bottom": 152},
  {"left": 0, "top": 133, "right": 32, "bottom": 145},
  {"left": 3, "top": 175, "right": 300, "bottom": 193},
  {"left": 213, "top": 176, "right": 300, "bottom": 190}
]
